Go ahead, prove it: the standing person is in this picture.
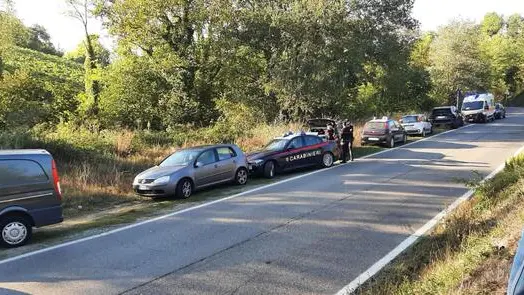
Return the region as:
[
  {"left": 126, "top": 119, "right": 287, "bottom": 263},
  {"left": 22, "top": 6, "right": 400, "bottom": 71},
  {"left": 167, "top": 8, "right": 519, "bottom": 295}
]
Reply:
[
  {"left": 326, "top": 124, "right": 336, "bottom": 141},
  {"left": 340, "top": 121, "right": 354, "bottom": 163}
]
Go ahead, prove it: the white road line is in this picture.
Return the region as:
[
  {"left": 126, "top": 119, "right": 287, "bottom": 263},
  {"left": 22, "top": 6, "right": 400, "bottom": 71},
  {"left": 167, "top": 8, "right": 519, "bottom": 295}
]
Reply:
[
  {"left": 0, "top": 124, "right": 475, "bottom": 266},
  {"left": 335, "top": 143, "right": 524, "bottom": 295}
]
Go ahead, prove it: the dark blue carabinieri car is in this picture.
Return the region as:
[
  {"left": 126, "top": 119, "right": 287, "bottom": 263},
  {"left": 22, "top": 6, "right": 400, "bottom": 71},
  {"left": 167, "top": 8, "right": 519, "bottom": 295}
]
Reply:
[{"left": 247, "top": 133, "right": 339, "bottom": 178}]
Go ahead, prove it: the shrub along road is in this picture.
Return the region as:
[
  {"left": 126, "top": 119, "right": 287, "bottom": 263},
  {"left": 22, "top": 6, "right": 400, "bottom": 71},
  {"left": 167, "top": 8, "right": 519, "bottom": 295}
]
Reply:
[{"left": 2, "top": 109, "right": 524, "bottom": 295}]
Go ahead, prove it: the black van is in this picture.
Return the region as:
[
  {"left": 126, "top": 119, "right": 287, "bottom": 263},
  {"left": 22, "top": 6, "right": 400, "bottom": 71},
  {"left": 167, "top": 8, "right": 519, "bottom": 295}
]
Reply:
[{"left": 0, "top": 150, "right": 63, "bottom": 247}]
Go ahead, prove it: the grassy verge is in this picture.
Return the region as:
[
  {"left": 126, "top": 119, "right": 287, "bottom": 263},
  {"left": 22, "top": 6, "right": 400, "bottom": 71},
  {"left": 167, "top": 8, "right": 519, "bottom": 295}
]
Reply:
[{"left": 354, "top": 153, "right": 524, "bottom": 295}]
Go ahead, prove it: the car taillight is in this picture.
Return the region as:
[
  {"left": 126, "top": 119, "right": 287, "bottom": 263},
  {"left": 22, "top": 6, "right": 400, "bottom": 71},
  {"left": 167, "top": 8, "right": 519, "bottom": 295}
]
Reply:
[{"left": 52, "top": 159, "right": 62, "bottom": 201}]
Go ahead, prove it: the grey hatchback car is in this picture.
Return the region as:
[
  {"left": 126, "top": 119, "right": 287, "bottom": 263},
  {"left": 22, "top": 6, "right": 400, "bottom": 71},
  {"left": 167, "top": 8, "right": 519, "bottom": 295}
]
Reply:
[
  {"left": 133, "top": 144, "right": 248, "bottom": 199},
  {"left": 0, "top": 150, "right": 64, "bottom": 248}
]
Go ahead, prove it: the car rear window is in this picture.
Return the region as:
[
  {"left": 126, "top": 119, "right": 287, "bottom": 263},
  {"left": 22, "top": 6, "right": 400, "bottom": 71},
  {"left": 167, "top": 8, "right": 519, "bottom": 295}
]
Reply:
[
  {"left": 364, "top": 122, "right": 387, "bottom": 130},
  {"left": 0, "top": 159, "right": 49, "bottom": 186},
  {"left": 402, "top": 116, "right": 418, "bottom": 123},
  {"left": 432, "top": 108, "right": 452, "bottom": 116}
]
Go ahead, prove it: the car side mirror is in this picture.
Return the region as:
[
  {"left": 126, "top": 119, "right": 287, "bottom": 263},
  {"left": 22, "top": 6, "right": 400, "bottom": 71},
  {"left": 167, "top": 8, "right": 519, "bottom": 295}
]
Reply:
[
  {"left": 484, "top": 106, "right": 489, "bottom": 110},
  {"left": 195, "top": 162, "right": 203, "bottom": 168}
]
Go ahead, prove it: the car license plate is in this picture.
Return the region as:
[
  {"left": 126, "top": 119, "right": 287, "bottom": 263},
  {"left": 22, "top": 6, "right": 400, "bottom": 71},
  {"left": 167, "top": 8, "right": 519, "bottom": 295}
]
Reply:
[
  {"left": 437, "top": 116, "right": 446, "bottom": 119},
  {"left": 139, "top": 185, "right": 148, "bottom": 190},
  {"left": 368, "top": 137, "right": 379, "bottom": 141}
]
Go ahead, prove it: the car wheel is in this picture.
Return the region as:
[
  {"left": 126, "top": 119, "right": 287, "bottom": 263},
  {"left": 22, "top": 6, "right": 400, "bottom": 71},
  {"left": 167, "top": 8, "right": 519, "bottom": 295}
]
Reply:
[
  {"left": 503, "top": 113, "right": 506, "bottom": 119},
  {"left": 263, "top": 161, "right": 276, "bottom": 179},
  {"left": 176, "top": 178, "right": 193, "bottom": 199},
  {"left": 0, "top": 214, "right": 32, "bottom": 248},
  {"left": 388, "top": 137, "right": 395, "bottom": 148},
  {"left": 321, "top": 152, "right": 334, "bottom": 168},
  {"left": 235, "top": 168, "right": 248, "bottom": 185}
]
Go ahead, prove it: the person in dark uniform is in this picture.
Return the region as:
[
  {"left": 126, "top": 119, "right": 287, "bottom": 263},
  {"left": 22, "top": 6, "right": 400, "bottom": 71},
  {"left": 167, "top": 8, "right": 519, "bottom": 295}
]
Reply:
[{"left": 340, "top": 121, "right": 354, "bottom": 163}]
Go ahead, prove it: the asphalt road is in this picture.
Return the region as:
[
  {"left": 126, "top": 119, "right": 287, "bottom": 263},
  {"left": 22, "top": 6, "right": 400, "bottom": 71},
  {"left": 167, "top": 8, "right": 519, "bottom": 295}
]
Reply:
[{"left": 2, "top": 109, "right": 524, "bottom": 295}]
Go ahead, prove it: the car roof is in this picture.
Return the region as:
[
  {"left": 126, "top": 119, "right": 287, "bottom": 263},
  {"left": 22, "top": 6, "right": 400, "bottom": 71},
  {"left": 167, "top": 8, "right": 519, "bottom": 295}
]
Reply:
[
  {"left": 182, "top": 144, "right": 236, "bottom": 151},
  {"left": 274, "top": 133, "right": 317, "bottom": 140},
  {"left": 367, "top": 118, "right": 391, "bottom": 123},
  {"left": 0, "top": 149, "right": 50, "bottom": 156},
  {"left": 433, "top": 106, "right": 453, "bottom": 110}
]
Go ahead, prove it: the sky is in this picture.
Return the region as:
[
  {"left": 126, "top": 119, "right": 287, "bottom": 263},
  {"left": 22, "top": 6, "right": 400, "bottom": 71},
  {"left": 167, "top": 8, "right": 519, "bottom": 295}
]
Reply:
[{"left": 11, "top": 0, "right": 524, "bottom": 52}]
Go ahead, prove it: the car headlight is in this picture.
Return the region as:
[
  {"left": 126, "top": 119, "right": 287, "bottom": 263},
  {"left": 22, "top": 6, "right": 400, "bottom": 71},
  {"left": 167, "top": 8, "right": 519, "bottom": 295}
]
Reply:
[
  {"left": 251, "top": 159, "right": 264, "bottom": 165},
  {"left": 153, "top": 176, "right": 170, "bottom": 185}
]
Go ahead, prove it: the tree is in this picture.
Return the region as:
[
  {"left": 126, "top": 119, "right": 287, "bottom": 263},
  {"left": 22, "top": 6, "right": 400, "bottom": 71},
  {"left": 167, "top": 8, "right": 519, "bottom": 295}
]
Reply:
[
  {"left": 429, "top": 21, "right": 491, "bottom": 104},
  {"left": 0, "top": 1, "right": 26, "bottom": 78},
  {"left": 64, "top": 34, "right": 110, "bottom": 66},
  {"left": 100, "top": 54, "right": 167, "bottom": 129},
  {"left": 65, "top": 0, "right": 101, "bottom": 115},
  {"left": 24, "top": 24, "right": 63, "bottom": 56},
  {"left": 507, "top": 14, "right": 524, "bottom": 39},
  {"left": 0, "top": 70, "right": 51, "bottom": 128},
  {"left": 481, "top": 12, "right": 504, "bottom": 37}
]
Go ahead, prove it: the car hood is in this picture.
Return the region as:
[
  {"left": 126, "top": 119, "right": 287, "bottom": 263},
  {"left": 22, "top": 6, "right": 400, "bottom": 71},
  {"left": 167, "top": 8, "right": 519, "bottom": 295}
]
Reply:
[
  {"left": 137, "top": 165, "right": 187, "bottom": 179},
  {"left": 247, "top": 150, "right": 280, "bottom": 161}
]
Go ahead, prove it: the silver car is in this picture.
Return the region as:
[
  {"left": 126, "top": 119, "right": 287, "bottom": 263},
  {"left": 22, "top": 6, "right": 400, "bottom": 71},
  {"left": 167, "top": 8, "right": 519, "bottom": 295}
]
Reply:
[{"left": 133, "top": 144, "right": 248, "bottom": 198}]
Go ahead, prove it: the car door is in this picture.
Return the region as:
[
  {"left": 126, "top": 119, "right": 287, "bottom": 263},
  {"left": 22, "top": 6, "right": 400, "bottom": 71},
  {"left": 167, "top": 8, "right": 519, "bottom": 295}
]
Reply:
[
  {"left": 280, "top": 136, "right": 307, "bottom": 170},
  {"left": 215, "top": 146, "right": 237, "bottom": 182},
  {"left": 395, "top": 121, "right": 404, "bottom": 141},
  {"left": 304, "top": 136, "right": 324, "bottom": 165},
  {"left": 388, "top": 121, "right": 399, "bottom": 141},
  {"left": 0, "top": 159, "right": 53, "bottom": 208},
  {"left": 421, "top": 115, "right": 431, "bottom": 131},
  {"left": 193, "top": 149, "right": 220, "bottom": 187}
]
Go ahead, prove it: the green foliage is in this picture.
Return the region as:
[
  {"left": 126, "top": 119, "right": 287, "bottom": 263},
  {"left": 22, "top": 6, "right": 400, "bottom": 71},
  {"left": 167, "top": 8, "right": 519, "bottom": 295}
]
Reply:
[
  {"left": 205, "top": 97, "right": 260, "bottom": 142},
  {"left": 481, "top": 12, "right": 504, "bottom": 37},
  {"left": 428, "top": 21, "right": 491, "bottom": 105},
  {"left": 64, "top": 34, "right": 110, "bottom": 66},
  {"left": 0, "top": 70, "right": 51, "bottom": 128},
  {"left": 22, "top": 25, "right": 63, "bottom": 56},
  {"left": 2, "top": 46, "right": 83, "bottom": 122},
  {"left": 100, "top": 55, "right": 167, "bottom": 129},
  {"left": 97, "top": 0, "right": 423, "bottom": 125}
]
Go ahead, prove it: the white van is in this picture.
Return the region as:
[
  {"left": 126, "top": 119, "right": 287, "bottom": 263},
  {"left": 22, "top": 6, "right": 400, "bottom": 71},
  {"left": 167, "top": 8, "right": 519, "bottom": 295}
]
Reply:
[{"left": 461, "top": 93, "right": 495, "bottom": 123}]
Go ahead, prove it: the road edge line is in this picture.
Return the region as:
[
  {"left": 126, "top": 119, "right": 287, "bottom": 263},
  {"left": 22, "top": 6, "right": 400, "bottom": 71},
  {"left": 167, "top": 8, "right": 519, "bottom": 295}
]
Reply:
[
  {"left": 334, "top": 143, "right": 524, "bottom": 295},
  {"left": 0, "top": 124, "right": 473, "bottom": 266}
]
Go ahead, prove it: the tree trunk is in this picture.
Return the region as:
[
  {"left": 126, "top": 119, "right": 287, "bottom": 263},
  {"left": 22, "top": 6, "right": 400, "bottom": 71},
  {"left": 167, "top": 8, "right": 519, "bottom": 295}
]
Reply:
[
  {"left": 84, "top": 28, "right": 100, "bottom": 115},
  {"left": 0, "top": 55, "right": 3, "bottom": 79}
]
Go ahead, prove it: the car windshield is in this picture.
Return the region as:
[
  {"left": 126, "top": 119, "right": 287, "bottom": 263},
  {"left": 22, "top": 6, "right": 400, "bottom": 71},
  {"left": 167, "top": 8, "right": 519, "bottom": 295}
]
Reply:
[
  {"left": 462, "top": 101, "right": 484, "bottom": 110},
  {"left": 159, "top": 150, "right": 200, "bottom": 167},
  {"left": 432, "top": 108, "right": 452, "bottom": 116},
  {"left": 402, "top": 116, "right": 418, "bottom": 123},
  {"left": 364, "top": 122, "right": 386, "bottom": 130},
  {"left": 264, "top": 139, "right": 289, "bottom": 151}
]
